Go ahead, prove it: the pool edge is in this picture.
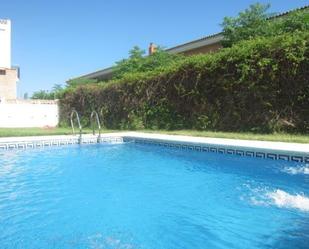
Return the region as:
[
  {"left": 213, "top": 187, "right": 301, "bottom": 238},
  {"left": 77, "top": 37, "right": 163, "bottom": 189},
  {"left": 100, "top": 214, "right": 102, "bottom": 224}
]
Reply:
[{"left": 0, "top": 132, "right": 308, "bottom": 163}]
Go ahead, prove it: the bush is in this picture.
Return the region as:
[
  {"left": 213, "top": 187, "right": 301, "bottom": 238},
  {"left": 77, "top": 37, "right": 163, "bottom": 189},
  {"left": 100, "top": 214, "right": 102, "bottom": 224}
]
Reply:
[
  {"left": 221, "top": 3, "right": 309, "bottom": 47},
  {"left": 60, "top": 31, "right": 309, "bottom": 133},
  {"left": 112, "top": 46, "right": 183, "bottom": 80}
]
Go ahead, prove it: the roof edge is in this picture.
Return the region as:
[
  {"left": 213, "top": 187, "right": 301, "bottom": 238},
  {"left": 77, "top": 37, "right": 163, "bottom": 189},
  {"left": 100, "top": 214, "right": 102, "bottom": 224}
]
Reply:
[{"left": 69, "top": 5, "right": 309, "bottom": 82}]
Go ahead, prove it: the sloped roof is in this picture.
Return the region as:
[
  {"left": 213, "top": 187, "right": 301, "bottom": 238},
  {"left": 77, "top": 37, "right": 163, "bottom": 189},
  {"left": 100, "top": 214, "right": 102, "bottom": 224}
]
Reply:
[
  {"left": 68, "top": 66, "right": 113, "bottom": 82},
  {"left": 268, "top": 5, "right": 308, "bottom": 19},
  {"left": 166, "top": 4, "right": 308, "bottom": 54},
  {"left": 166, "top": 33, "right": 223, "bottom": 54},
  {"left": 69, "top": 5, "right": 308, "bottom": 82}
]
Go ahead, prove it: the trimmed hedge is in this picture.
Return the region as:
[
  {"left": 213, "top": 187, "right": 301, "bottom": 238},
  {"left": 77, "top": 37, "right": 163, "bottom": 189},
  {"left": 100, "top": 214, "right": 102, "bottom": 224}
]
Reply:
[{"left": 60, "top": 31, "right": 309, "bottom": 133}]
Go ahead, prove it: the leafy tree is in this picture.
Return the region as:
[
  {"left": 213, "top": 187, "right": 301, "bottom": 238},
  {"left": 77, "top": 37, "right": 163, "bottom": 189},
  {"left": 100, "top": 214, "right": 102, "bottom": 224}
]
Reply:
[
  {"left": 31, "top": 90, "right": 53, "bottom": 100},
  {"left": 31, "top": 84, "right": 65, "bottom": 100},
  {"left": 66, "top": 78, "right": 98, "bottom": 88},
  {"left": 221, "top": 3, "right": 309, "bottom": 47},
  {"left": 113, "top": 46, "right": 145, "bottom": 79},
  {"left": 140, "top": 47, "right": 183, "bottom": 72},
  {"left": 52, "top": 84, "right": 63, "bottom": 92},
  {"left": 52, "top": 84, "right": 65, "bottom": 99},
  {"left": 112, "top": 46, "right": 182, "bottom": 79},
  {"left": 128, "top": 46, "right": 145, "bottom": 59},
  {"left": 221, "top": 3, "right": 272, "bottom": 47},
  {"left": 270, "top": 9, "right": 309, "bottom": 34}
]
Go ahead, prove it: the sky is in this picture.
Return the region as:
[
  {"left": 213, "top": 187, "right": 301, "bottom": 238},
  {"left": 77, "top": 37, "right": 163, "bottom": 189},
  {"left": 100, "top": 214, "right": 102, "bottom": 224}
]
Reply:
[{"left": 1, "top": 0, "right": 308, "bottom": 97}]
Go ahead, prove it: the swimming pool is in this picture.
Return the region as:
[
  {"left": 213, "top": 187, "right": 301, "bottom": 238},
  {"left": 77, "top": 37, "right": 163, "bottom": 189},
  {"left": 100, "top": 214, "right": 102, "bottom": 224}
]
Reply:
[{"left": 0, "top": 140, "right": 309, "bottom": 249}]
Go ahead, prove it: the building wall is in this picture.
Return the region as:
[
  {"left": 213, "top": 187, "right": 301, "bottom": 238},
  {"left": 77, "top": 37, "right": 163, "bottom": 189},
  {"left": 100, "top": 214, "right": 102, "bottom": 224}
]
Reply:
[
  {"left": 181, "top": 43, "right": 222, "bottom": 56},
  {"left": 0, "top": 100, "right": 59, "bottom": 127},
  {"left": 0, "top": 19, "right": 11, "bottom": 69},
  {"left": 0, "top": 68, "right": 18, "bottom": 100},
  {"left": 0, "top": 19, "right": 17, "bottom": 100}
]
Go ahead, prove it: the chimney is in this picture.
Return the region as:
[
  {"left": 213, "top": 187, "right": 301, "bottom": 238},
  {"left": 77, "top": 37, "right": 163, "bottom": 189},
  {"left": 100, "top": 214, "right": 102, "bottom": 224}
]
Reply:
[{"left": 148, "top": 42, "right": 156, "bottom": 55}]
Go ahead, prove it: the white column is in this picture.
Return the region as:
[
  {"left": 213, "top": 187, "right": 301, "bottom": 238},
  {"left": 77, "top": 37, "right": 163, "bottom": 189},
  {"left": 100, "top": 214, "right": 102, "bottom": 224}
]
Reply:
[{"left": 0, "top": 19, "right": 11, "bottom": 69}]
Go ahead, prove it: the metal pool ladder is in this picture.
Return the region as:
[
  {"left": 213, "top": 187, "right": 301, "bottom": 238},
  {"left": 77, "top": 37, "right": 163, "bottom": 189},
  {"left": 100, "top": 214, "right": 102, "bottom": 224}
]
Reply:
[
  {"left": 70, "top": 110, "right": 82, "bottom": 144},
  {"left": 90, "top": 110, "right": 101, "bottom": 143}
]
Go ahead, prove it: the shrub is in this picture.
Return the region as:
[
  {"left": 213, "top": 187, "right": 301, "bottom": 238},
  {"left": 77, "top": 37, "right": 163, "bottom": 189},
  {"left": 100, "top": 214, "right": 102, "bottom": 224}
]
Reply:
[
  {"left": 221, "top": 3, "right": 309, "bottom": 47},
  {"left": 112, "top": 46, "right": 183, "bottom": 80},
  {"left": 60, "top": 31, "right": 309, "bottom": 133}
]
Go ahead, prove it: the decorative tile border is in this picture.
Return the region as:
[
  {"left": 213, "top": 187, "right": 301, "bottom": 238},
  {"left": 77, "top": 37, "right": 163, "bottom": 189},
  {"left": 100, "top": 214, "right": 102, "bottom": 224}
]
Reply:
[
  {"left": 124, "top": 138, "right": 309, "bottom": 163},
  {"left": 0, "top": 134, "right": 308, "bottom": 163},
  {"left": 0, "top": 136, "right": 123, "bottom": 150},
  {"left": 0, "top": 139, "right": 76, "bottom": 150}
]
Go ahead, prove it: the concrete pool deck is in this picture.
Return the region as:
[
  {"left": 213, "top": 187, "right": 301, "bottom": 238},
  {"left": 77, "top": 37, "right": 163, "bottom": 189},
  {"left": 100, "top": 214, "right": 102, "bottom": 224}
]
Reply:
[
  {"left": 0, "top": 132, "right": 308, "bottom": 162},
  {"left": 121, "top": 132, "right": 309, "bottom": 153}
]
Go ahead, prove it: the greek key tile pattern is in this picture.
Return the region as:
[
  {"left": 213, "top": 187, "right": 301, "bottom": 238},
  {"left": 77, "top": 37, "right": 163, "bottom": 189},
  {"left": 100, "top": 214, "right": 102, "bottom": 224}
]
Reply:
[
  {"left": 1, "top": 136, "right": 308, "bottom": 163},
  {"left": 0, "top": 137, "right": 123, "bottom": 151},
  {"left": 124, "top": 138, "right": 309, "bottom": 163}
]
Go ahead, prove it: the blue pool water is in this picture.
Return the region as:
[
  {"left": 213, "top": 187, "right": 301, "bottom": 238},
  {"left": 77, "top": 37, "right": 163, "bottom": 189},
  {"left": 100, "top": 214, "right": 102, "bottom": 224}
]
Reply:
[{"left": 0, "top": 142, "right": 309, "bottom": 249}]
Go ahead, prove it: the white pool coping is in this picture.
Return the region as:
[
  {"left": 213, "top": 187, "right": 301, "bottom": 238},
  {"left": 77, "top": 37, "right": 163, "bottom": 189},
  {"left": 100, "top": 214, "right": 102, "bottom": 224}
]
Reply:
[
  {"left": 0, "top": 131, "right": 308, "bottom": 154},
  {"left": 0, "top": 134, "right": 98, "bottom": 143},
  {"left": 120, "top": 132, "right": 309, "bottom": 154},
  {"left": 0, "top": 132, "right": 308, "bottom": 163}
]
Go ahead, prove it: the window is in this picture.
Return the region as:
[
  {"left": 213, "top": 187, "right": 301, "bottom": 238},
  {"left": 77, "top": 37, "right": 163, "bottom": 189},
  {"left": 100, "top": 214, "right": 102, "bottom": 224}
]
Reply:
[{"left": 0, "top": 69, "right": 6, "bottom": 75}]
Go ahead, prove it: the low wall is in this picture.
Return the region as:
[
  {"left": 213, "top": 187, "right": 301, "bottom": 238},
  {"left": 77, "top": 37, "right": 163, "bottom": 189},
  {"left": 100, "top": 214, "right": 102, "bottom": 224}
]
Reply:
[{"left": 0, "top": 100, "right": 59, "bottom": 127}]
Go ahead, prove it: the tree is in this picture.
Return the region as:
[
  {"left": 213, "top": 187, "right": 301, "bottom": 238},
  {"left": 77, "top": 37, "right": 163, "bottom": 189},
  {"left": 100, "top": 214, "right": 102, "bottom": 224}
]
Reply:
[
  {"left": 66, "top": 78, "right": 98, "bottom": 88},
  {"left": 128, "top": 46, "right": 145, "bottom": 59},
  {"left": 113, "top": 46, "right": 145, "bottom": 79},
  {"left": 221, "top": 3, "right": 272, "bottom": 47},
  {"left": 31, "top": 84, "right": 65, "bottom": 100},
  {"left": 31, "top": 90, "right": 53, "bottom": 100},
  {"left": 112, "top": 46, "right": 183, "bottom": 79},
  {"left": 51, "top": 84, "right": 65, "bottom": 99},
  {"left": 52, "top": 84, "right": 63, "bottom": 92},
  {"left": 270, "top": 9, "right": 309, "bottom": 35},
  {"left": 221, "top": 3, "right": 309, "bottom": 47}
]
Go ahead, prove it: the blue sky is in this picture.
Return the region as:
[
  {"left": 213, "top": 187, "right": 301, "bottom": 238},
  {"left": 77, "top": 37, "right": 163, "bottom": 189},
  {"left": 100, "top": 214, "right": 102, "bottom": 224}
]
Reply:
[{"left": 2, "top": 0, "right": 308, "bottom": 96}]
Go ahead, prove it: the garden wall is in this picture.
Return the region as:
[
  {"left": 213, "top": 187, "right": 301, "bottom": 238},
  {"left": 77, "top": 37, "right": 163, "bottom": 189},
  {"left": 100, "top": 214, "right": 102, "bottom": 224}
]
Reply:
[{"left": 0, "top": 100, "right": 59, "bottom": 128}]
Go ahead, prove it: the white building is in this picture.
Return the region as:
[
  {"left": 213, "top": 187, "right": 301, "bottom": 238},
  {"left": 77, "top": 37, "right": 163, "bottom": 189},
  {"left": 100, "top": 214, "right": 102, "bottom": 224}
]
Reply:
[
  {"left": 0, "top": 19, "right": 19, "bottom": 100},
  {"left": 0, "top": 19, "right": 59, "bottom": 127},
  {"left": 0, "top": 19, "right": 11, "bottom": 68}
]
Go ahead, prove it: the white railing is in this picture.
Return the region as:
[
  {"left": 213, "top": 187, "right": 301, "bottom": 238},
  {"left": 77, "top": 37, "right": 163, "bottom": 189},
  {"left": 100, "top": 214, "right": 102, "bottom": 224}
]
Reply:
[
  {"left": 70, "top": 110, "right": 82, "bottom": 144},
  {"left": 90, "top": 110, "right": 101, "bottom": 143}
]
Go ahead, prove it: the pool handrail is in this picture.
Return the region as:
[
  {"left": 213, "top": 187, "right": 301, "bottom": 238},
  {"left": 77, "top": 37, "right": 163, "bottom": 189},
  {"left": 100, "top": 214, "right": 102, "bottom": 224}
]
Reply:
[
  {"left": 90, "top": 110, "right": 101, "bottom": 143},
  {"left": 70, "top": 110, "right": 82, "bottom": 144}
]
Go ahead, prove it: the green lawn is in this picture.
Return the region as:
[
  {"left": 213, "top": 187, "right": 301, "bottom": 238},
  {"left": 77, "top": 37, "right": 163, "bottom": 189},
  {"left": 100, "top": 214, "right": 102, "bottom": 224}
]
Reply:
[
  {"left": 139, "top": 130, "right": 309, "bottom": 143},
  {"left": 0, "top": 127, "right": 115, "bottom": 137},
  {"left": 0, "top": 128, "right": 308, "bottom": 143}
]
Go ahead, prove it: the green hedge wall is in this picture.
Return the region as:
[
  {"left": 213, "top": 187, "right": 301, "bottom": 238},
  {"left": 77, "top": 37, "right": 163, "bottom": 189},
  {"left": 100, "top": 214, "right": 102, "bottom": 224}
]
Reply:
[{"left": 60, "top": 31, "right": 309, "bottom": 133}]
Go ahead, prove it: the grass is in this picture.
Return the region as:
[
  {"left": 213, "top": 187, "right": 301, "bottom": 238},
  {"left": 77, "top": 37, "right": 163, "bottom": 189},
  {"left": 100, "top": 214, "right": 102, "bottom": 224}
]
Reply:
[
  {"left": 0, "top": 128, "right": 308, "bottom": 143},
  {"left": 0, "top": 127, "right": 116, "bottom": 137},
  {"left": 139, "top": 129, "right": 309, "bottom": 143}
]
